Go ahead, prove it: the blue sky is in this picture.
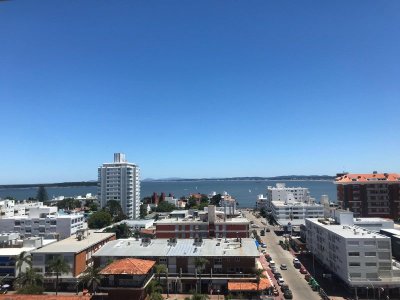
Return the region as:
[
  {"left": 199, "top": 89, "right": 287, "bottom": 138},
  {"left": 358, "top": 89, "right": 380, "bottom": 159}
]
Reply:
[{"left": 1, "top": 1, "right": 399, "bottom": 183}]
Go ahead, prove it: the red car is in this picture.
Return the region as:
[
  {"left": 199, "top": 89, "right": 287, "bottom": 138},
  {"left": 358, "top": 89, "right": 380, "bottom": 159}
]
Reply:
[{"left": 300, "top": 267, "right": 308, "bottom": 274}]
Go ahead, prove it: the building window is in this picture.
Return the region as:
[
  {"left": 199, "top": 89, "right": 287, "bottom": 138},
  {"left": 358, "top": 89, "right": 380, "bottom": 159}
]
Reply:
[
  {"left": 348, "top": 241, "right": 359, "bottom": 246},
  {"left": 159, "top": 258, "right": 167, "bottom": 265},
  {"left": 365, "top": 262, "right": 377, "bottom": 267},
  {"left": 235, "top": 257, "right": 240, "bottom": 262},
  {"left": 349, "top": 262, "right": 360, "bottom": 267},
  {"left": 365, "top": 252, "right": 376, "bottom": 257},
  {"left": 348, "top": 252, "right": 360, "bottom": 257}
]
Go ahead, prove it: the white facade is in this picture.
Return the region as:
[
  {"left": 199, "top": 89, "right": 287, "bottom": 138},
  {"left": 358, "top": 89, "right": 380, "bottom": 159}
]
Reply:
[
  {"left": 306, "top": 215, "right": 400, "bottom": 289},
  {"left": 98, "top": 153, "right": 141, "bottom": 219},
  {"left": 0, "top": 214, "right": 84, "bottom": 240},
  {"left": 0, "top": 199, "right": 15, "bottom": 218},
  {"left": 267, "top": 183, "right": 310, "bottom": 205},
  {"left": 271, "top": 198, "right": 325, "bottom": 226}
]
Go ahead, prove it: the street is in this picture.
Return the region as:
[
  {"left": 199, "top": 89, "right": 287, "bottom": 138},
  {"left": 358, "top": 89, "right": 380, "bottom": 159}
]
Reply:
[{"left": 244, "top": 210, "right": 321, "bottom": 300}]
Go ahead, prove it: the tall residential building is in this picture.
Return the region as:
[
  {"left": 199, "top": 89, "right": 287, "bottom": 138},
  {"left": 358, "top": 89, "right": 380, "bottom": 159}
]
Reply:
[
  {"left": 335, "top": 172, "right": 400, "bottom": 218},
  {"left": 98, "top": 153, "right": 140, "bottom": 219}
]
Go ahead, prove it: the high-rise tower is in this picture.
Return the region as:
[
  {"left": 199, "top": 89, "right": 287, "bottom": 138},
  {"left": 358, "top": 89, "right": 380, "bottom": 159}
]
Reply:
[{"left": 98, "top": 153, "right": 140, "bottom": 219}]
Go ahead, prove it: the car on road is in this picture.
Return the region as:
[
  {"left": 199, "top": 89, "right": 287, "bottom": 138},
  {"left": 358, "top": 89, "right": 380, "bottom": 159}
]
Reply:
[
  {"left": 300, "top": 266, "right": 308, "bottom": 274},
  {"left": 271, "top": 266, "right": 277, "bottom": 274},
  {"left": 280, "top": 264, "right": 287, "bottom": 270},
  {"left": 266, "top": 228, "right": 271, "bottom": 232},
  {"left": 277, "top": 278, "right": 285, "bottom": 286},
  {"left": 260, "top": 243, "right": 267, "bottom": 248},
  {"left": 283, "top": 290, "right": 293, "bottom": 299},
  {"left": 274, "top": 272, "right": 282, "bottom": 280},
  {"left": 293, "top": 258, "right": 299, "bottom": 264},
  {"left": 251, "top": 224, "right": 260, "bottom": 228},
  {"left": 269, "top": 260, "right": 276, "bottom": 268},
  {"left": 261, "top": 249, "right": 267, "bottom": 254}
]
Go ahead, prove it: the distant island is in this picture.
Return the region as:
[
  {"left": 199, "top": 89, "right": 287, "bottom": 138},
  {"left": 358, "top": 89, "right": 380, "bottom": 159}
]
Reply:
[
  {"left": 0, "top": 175, "right": 335, "bottom": 189},
  {"left": 0, "top": 181, "right": 98, "bottom": 189},
  {"left": 143, "top": 175, "right": 335, "bottom": 182}
]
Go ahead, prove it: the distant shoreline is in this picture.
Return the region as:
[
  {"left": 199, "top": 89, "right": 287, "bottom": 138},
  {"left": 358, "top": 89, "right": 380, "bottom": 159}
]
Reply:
[{"left": 0, "top": 176, "right": 334, "bottom": 189}]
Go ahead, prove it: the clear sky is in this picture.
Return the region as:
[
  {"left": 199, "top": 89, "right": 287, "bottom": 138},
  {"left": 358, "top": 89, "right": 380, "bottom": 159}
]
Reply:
[{"left": 1, "top": 1, "right": 399, "bottom": 184}]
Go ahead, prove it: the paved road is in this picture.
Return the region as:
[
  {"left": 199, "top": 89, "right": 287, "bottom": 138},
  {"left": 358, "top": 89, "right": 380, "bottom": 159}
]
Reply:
[{"left": 244, "top": 210, "right": 321, "bottom": 300}]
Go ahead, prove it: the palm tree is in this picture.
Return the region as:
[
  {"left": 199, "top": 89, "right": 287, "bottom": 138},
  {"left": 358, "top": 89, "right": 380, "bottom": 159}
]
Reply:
[
  {"left": 146, "top": 279, "right": 163, "bottom": 300},
  {"left": 80, "top": 266, "right": 102, "bottom": 294},
  {"left": 14, "top": 251, "right": 32, "bottom": 276},
  {"left": 254, "top": 268, "right": 267, "bottom": 294},
  {"left": 154, "top": 264, "right": 167, "bottom": 284},
  {"left": 194, "top": 257, "right": 209, "bottom": 294},
  {"left": 47, "top": 256, "right": 70, "bottom": 295},
  {"left": 15, "top": 267, "right": 43, "bottom": 287}
]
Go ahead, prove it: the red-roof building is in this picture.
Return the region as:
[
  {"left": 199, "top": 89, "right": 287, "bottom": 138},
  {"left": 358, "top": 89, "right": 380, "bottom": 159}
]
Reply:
[
  {"left": 335, "top": 172, "right": 400, "bottom": 218},
  {"left": 99, "top": 258, "right": 156, "bottom": 300}
]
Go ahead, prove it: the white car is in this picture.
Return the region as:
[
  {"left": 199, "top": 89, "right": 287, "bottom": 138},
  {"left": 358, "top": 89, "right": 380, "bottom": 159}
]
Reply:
[
  {"left": 293, "top": 258, "right": 300, "bottom": 264},
  {"left": 277, "top": 278, "right": 285, "bottom": 286},
  {"left": 251, "top": 224, "right": 260, "bottom": 228}
]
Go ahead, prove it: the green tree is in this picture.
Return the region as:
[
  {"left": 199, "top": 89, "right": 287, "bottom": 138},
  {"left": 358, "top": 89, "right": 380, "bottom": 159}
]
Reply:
[
  {"left": 4, "top": 196, "right": 16, "bottom": 200},
  {"left": 15, "top": 251, "right": 32, "bottom": 275},
  {"left": 16, "top": 285, "right": 44, "bottom": 294},
  {"left": 140, "top": 203, "right": 148, "bottom": 218},
  {"left": 200, "top": 194, "right": 209, "bottom": 203},
  {"left": 187, "top": 196, "right": 198, "bottom": 209},
  {"left": 194, "top": 257, "right": 209, "bottom": 294},
  {"left": 15, "top": 267, "right": 43, "bottom": 288},
  {"left": 104, "top": 200, "right": 125, "bottom": 221},
  {"left": 36, "top": 186, "right": 49, "bottom": 202},
  {"left": 88, "top": 210, "right": 112, "bottom": 229},
  {"left": 254, "top": 268, "right": 267, "bottom": 294},
  {"left": 146, "top": 279, "right": 163, "bottom": 300},
  {"left": 80, "top": 266, "right": 102, "bottom": 294},
  {"left": 103, "top": 223, "right": 132, "bottom": 239},
  {"left": 57, "top": 198, "right": 81, "bottom": 210},
  {"left": 154, "top": 264, "right": 167, "bottom": 284},
  {"left": 155, "top": 201, "right": 176, "bottom": 212},
  {"left": 48, "top": 256, "right": 71, "bottom": 295},
  {"left": 210, "top": 194, "right": 222, "bottom": 207}
]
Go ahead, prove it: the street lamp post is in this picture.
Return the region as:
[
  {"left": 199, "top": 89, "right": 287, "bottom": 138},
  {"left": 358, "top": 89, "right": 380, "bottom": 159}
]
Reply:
[{"left": 217, "top": 289, "right": 220, "bottom": 300}]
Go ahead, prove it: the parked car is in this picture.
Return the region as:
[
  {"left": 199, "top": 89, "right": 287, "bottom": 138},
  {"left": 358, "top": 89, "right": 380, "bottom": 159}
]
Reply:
[
  {"left": 266, "top": 228, "right": 271, "bottom": 232},
  {"left": 271, "top": 266, "right": 277, "bottom": 274},
  {"left": 283, "top": 290, "right": 293, "bottom": 299},
  {"left": 261, "top": 243, "right": 267, "bottom": 248},
  {"left": 261, "top": 249, "right": 267, "bottom": 254},
  {"left": 300, "top": 267, "right": 308, "bottom": 274},
  {"left": 281, "top": 284, "right": 290, "bottom": 292},
  {"left": 273, "top": 288, "right": 279, "bottom": 296},
  {"left": 280, "top": 264, "right": 287, "bottom": 270},
  {"left": 277, "top": 278, "right": 285, "bottom": 286},
  {"left": 274, "top": 272, "right": 282, "bottom": 280},
  {"left": 260, "top": 230, "right": 265, "bottom": 236},
  {"left": 293, "top": 258, "right": 300, "bottom": 264},
  {"left": 251, "top": 224, "right": 260, "bottom": 228},
  {"left": 269, "top": 260, "right": 276, "bottom": 268}
]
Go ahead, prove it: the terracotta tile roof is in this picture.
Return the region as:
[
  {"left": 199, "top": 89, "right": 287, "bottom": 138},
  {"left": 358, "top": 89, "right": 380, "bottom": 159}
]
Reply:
[
  {"left": 99, "top": 258, "right": 155, "bottom": 275},
  {"left": 335, "top": 173, "right": 400, "bottom": 183},
  {"left": 228, "top": 278, "right": 271, "bottom": 291},
  {"left": 0, "top": 296, "right": 91, "bottom": 300}
]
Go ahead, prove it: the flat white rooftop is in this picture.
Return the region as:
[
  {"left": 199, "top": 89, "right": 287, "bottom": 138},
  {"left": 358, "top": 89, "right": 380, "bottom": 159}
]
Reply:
[
  {"left": 32, "top": 231, "right": 115, "bottom": 254},
  {"left": 0, "top": 247, "right": 36, "bottom": 256},
  {"left": 93, "top": 238, "right": 259, "bottom": 258},
  {"left": 307, "top": 218, "right": 389, "bottom": 239},
  {"left": 272, "top": 200, "right": 323, "bottom": 208},
  {"left": 155, "top": 217, "right": 249, "bottom": 224}
]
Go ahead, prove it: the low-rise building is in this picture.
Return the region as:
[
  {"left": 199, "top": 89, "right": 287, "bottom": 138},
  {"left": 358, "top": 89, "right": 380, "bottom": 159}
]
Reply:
[
  {"left": 93, "top": 237, "right": 260, "bottom": 293},
  {"left": 0, "top": 233, "right": 56, "bottom": 279},
  {"left": 99, "top": 258, "right": 155, "bottom": 300},
  {"left": 0, "top": 213, "right": 85, "bottom": 240},
  {"left": 155, "top": 205, "right": 249, "bottom": 239},
  {"left": 305, "top": 211, "right": 400, "bottom": 296},
  {"left": 31, "top": 230, "right": 115, "bottom": 288}
]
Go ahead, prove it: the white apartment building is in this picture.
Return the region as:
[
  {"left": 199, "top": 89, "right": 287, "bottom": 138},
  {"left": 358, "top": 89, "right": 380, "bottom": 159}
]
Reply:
[
  {"left": 0, "top": 213, "right": 85, "bottom": 240},
  {"left": 305, "top": 211, "right": 400, "bottom": 295},
  {"left": 98, "top": 153, "right": 140, "bottom": 219},
  {"left": 0, "top": 199, "right": 15, "bottom": 218},
  {"left": 271, "top": 195, "right": 325, "bottom": 226},
  {"left": 267, "top": 183, "right": 310, "bottom": 205}
]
